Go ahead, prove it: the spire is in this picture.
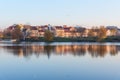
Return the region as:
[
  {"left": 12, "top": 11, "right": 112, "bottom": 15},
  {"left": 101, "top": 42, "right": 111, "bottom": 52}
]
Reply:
[{"left": 48, "top": 24, "right": 52, "bottom": 31}]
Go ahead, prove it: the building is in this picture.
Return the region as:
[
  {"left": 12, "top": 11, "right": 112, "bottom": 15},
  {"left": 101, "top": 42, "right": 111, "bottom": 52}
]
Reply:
[
  {"left": 55, "top": 26, "right": 64, "bottom": 37},
  {"left": 30, "top": 26, "right": 39, "bottom": 38}
]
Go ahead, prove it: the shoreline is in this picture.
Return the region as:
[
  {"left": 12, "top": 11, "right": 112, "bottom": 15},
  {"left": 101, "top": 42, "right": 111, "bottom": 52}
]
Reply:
[
  {"left": 0, "top": 42, "right": 120, "bottom": 46},
  {"left": 1, "top": 36, "right": 120, "bottom": 43}
]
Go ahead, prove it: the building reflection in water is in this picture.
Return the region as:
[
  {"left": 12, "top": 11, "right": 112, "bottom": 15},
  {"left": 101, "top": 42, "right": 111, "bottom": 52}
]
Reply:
[{"left": 0, "top": 45, "right": 120, "bottom": 58}]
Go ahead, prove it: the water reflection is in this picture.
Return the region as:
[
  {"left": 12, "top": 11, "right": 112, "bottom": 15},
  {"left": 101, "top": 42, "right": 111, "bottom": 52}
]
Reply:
[{"left": 0, "top": 45, "right": 120, "bottom": 58}]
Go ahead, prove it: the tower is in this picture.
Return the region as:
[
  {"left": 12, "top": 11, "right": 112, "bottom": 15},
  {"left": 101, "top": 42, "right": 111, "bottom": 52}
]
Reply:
[{"left": 48, "top": 24, "right": 52, "bottom": 31}]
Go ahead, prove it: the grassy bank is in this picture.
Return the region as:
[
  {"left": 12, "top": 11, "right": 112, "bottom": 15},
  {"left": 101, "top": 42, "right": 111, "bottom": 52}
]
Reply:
[{"left": 20, "top": 36, "right": 120, "bottom": 42}]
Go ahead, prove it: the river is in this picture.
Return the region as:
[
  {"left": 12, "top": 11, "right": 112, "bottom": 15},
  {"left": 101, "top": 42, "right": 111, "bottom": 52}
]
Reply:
[{"left": 0, "top": 42, "right": 120, "bottom": 80}]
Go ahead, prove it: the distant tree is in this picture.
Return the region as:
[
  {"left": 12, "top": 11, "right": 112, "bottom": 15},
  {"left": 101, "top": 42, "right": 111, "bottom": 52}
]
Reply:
[
  {"left": 3, "top": 29, "right": 12, "bottom": 39},
  {"left": 110, "top": 29, "right": 117, "bottom": 36},
  {"left": 0, "top": 32, "right": 3, "bottom": 38},
  {"left": 76, "top": 27, "right": 86, "bottom": 37},
  {"left": 70, "top": 28, "right": 77, "bottom": 38},
  {"left": 44, "top": 30, "right": 54, "bottom": 42},
  {"left": 88, "top": 29, "right": 95, "bottom": 37},
  {"left": 11, "top": 25, "right": 23, "bottom": 40},
  {"left": 22, "top": 28, "right": 31, "bottom": 40},
  {"left": 88, "top": 27, "right": 99, "bottom": 37},
  {"left": 97, "top": 26, "right": 107, "bottom": 41},
  {"left": 22, "top": 28, "right": 27, "bottom": 40}
]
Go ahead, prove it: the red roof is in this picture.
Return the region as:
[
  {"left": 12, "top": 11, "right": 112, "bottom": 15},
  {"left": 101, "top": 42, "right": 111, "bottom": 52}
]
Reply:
[
  {"left": 38, "top": 30, "right": 45, "bottom": 32},
  {"left": 55, "top": 26, "right": 63, "bottom": 29},
  {"left": 31, "top": 26, "right": 38, "bottom": 30},
  {"left": 51, "top": 27, "right": 55, "bottom": 31},
  {"left": 64, "top": 27, "right": 71, "bottom": 32},
  {"left": 7, "top": 26, "right": 14, "bottom": 30}
]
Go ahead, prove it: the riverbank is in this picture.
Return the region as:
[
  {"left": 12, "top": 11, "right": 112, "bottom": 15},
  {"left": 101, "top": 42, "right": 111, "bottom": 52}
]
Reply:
[{"left": 20, "top": 36, "right": 120, "bottom": 42}]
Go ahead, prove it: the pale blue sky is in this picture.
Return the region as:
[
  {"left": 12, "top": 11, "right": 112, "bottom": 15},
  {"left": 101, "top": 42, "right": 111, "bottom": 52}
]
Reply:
[{"left": 0, "top": 0, "right": 120, "bottom": 28}]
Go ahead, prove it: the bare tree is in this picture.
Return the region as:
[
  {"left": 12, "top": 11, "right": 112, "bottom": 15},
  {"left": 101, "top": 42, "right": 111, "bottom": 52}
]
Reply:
[
  {"left": 76, "top": 27, "right": 86, "bottom": 38},
  {"left": 97, "top": 26, "right": 107, "bottom": 41},
  {"left": 11, "top": 25, "right": 23, "bottom": 40}
]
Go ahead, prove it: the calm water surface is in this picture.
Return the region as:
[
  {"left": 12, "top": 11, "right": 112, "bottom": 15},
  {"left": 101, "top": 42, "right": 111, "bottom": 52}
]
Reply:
[{"left": 0, "top": 42, "right": 120, "bottom": 80}]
